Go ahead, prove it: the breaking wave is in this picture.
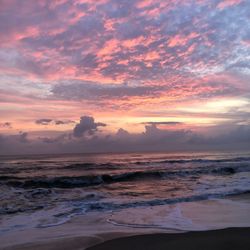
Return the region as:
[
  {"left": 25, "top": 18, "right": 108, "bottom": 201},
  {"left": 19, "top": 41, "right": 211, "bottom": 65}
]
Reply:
[{"left": 1, "top": 163, "right": 250, "bottom": 189}]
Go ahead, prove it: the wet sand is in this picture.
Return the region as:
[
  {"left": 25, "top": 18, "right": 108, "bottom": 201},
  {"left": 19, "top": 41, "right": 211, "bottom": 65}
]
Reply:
[
  {"left": 2, "top": 228, "right": 250, "bottom": 250},
  {"left": 86, "top": 228, "right": 250, "bottom": 250}
]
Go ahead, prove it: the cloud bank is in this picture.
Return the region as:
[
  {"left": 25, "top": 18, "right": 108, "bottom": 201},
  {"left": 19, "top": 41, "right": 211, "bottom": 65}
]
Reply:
[{"left": 0, "top": 116, "right": 249, "bottom": 155}]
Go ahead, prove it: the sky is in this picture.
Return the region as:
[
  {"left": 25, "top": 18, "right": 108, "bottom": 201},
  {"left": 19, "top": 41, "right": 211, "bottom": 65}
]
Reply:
[{"left": 0, "top": 0, "right": 250, "bottom": 155}]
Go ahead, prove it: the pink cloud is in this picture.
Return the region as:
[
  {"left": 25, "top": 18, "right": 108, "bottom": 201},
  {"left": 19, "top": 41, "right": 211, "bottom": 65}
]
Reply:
[
  {"left": 217, "top": 0, "right": 243, "bottom": 9},
  {"left": 168, "top": 32, "right": 199, "bottom": 47}
]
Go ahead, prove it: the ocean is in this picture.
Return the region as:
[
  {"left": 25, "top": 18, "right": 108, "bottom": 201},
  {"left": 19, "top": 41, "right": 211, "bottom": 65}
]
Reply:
[{"left": 1, "top": 151, "right": 250, "bottom": 234}]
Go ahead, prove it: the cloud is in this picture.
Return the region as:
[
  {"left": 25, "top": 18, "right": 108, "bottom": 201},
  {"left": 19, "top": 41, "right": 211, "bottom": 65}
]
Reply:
[
  {"left": 116, "top": 20, "right": 146, "bottom": 40},
  {"left": 39, "top": 134, "right": 69, "bottom": 144},
  {"left": 188, "top": 125, "right": 250, "bottom": 146},
  {"left": 116, "top": 128, "right": 130, "bottom": 137},
  {"left": 54, "top": 120, "right": 75, "bottom": 125},
  {"left": 52, "top": 81, "right": 163, "bottom": 101},
  {"left": 0, "top": 122, "right": 12, "bottom": 128},
  {"left": 142, "top": 122, "right": 183, "bottom": 126},
  {"left": 0, "top": 118, "right": 250, "bottom": 155},
  {"left": 35, "top": 119, "right": 53, "bottom": 125},
  {"left": 0, "top": 132, "right": 30, "bottom": 153},
  {"left": 217, "top": 0, "right": 243, "bottom": 10},
  {"left": 73, "top": 116, "right": 106, "bottom": 137},
  {"left": 1, "top": 0, "right": 249, "bottom": 85},
  {"left": 18, "top": 132, "right": 29, "bottom": 143},
  {"left": 35, "top": 118, "right": 75, "bottom": 125}
]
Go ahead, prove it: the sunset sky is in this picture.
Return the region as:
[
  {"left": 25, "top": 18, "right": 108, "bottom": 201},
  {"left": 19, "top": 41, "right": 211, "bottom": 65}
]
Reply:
[{"left": 0, "top": 0, "right": 250, "bottom": 154}]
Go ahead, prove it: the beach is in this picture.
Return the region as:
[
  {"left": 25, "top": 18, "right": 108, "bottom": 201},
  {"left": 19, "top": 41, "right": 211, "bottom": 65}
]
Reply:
[
  {"left": 86, "top": 228, "right": 250, "bottom": 250},
  {"left": 2, "top": 227, "right": 250, "bottom": 250},
  {"left": 1, "top": 194, "right": 250, "bottom": 250}
]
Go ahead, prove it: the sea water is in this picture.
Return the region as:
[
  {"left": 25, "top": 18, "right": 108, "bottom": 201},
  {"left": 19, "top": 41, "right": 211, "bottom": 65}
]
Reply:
[{"left": 0, "top": 151, "right": 250, "bottom": 234}]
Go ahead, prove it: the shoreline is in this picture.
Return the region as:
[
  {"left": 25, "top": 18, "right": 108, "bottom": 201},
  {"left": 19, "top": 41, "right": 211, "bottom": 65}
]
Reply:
[{"left": 1, "top": 195, "right": 250, "bottom": 249}]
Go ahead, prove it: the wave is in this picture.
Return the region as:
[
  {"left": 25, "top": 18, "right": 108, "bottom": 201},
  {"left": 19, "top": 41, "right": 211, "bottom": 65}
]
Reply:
[
  {"left": 34, "top": 156, "right": 250, "bottom": 171},
  {"left": 1, "top": 156, "right": 249, "bottom": 175},
  {"left": 0, "top": 162, "right": 120, "bottom": 175},
  {"left": 84, "top": 189, "right": 250, "bottom": 212},
  {"left": 135, "top": 156, "right": 250, "bottom": 165},
  {"left": 30, "top": 189, "right": 250, "bottom": 229},
  {"left": 0, "top": 203, "right": 44, "bottom": 215},
  {"left": 63, "top": 162, "right": 120, "bottom": 170},
  {"left": 23, "top": 189, "right": 250, "bottom": 217},
  {"left": 2, "top": 163, "right": 250, "bottom": 189}
]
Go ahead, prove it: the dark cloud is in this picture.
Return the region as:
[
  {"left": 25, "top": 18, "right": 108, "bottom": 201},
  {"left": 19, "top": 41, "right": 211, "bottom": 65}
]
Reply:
[
  {"left": 140, "top": 124, "right": 191, "bottom": 147},
  {"left": 101, "top": 0, "right": 134, "bottom": 19},
  {"left": 52, "top": 81, "right": 163, "bottom": 101},
  {"left": 78, "top": 53, "right": 99, "bottom": 69},
  {"left": 188, "top": 125, "right": 250, "bottom": 146},
  {"left": 116, "top": 20, "right": 146, "bottom": 40},
  {"left": 0, "top": 121, "right": 250, "bottom": 155},
  {"left": 54, "top": 120, "right": 75, "bottom": 125},
  {"left": 39, "top": 134, "right": 69, "bottom": 144},
  {"left": 116, "top": 128, "right": 130, "bottom": 137},
  {"left": 35, "top": 119, "right": 53, "bottom": 125},
  {"left": 143, "top": 122, "right": 183, "bottom": 126},
  {"left": 36, "top": 119, "right": 75, "bottom": 125},
  {"left": 73, "top": 116, "right": 106, "bottom": 137},
  {"left": 18, "top": 132, "right": 29, "bottom": 143},
  {"left": 0, "top": 122, "right": 12, "bottom": 128},
  {"left": 0, "top": 132, "right": 30, "bottom": 153}
]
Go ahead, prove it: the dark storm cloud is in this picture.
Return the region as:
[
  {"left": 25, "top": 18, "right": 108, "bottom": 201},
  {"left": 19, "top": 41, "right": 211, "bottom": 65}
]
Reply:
[{"left": 73, "top": 116, "right": 106, "bottom": 137}]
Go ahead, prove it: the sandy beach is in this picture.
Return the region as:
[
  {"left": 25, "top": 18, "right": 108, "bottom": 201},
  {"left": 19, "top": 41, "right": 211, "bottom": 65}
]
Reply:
[
  {"left": 86, "top": 228, "right": 250, "bottom": 250},
  {"left": 1, "top": 228, "right": 249, "bottom": 250}
]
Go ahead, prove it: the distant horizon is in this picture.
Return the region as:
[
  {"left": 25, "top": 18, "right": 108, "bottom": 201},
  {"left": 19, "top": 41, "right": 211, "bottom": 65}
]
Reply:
[{"left": 1, "top": 148, "right": 249, "bottom": 158}]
